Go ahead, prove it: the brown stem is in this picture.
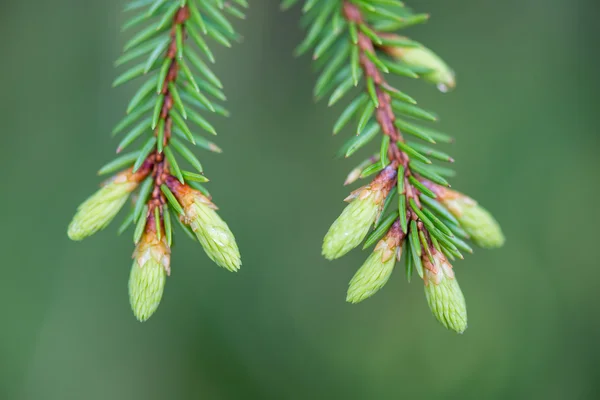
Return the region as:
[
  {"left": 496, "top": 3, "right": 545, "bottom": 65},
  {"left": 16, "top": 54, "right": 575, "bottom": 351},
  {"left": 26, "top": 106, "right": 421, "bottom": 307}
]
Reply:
[
  {"left": 343, "top": 1, "right": 421, "bottom": 213},
  {"left": 146, "top": 6, "right": 190, "bottom": 218}
]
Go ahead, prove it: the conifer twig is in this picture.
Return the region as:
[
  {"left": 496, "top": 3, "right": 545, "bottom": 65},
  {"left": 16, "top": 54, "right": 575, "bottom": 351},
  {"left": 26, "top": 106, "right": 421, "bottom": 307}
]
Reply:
[
  {"left": 68, "top": 0, "right": 247, "bottom": 322},
  {"left": 286, "top": 0, "right": 505, "bottom": 333}
]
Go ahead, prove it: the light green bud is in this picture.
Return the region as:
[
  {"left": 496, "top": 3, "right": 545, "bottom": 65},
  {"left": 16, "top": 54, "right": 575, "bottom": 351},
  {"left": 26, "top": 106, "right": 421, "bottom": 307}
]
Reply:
[
  {"left": 68, "top": 171, "right": 140, "bottom": 241},
  {"left": 423, "top": 251, "right": 467, "bottom": 334},
  {"left": 128, "top": 230, "right": 170, "bottom": 322},
  {"left": 390, "top": 44, "right": 455, "bottom": 92},
  {"left": 129, "top": 261, "right": 166, "bottom": 322},
  {"left": 323, "top": 193, "right": 380, "bottom": 260},
  {"left": 443, "top": 195, "right": 505, "bottom": 249},
  {"left": 185, "top": 195, "right": 241, "bottom": 272},
  {"left": 347, "top": 251, "right": 395, "bottom": 304},
  {"left": 323, "top": 167, "right": 396, "bottom": 260},
  {"left": 166, "top": 178, "right": 241, "bottom": 272},
  {"left": 347, "top": 223, "right": 402, "bottom": 303}
]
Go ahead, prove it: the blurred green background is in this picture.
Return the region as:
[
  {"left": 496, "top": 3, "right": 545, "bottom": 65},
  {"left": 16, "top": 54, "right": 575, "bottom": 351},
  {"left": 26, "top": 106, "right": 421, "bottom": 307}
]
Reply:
[{"left": 1, "top": 0, "right": 599, "bottom": 399}]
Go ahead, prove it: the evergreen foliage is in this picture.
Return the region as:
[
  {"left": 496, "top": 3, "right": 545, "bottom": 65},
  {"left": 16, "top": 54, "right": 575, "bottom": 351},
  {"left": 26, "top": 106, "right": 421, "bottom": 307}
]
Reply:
[
  {"left": 68, "top": 0, "right": 247, "bottom": 321},
  {"left": 284, "top": 0, "right": 504, "bottom": 333},
  {"left": 66, "top": 0, "right": 505, "bottom": 330}
]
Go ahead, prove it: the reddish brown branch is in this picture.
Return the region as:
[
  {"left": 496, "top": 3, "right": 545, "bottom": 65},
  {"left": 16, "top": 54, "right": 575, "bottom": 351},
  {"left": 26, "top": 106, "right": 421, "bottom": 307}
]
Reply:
[
  {"left": 343, "top": 1, "right": 421, "bottom": 212},
  {"left": 146, "top": 6, "right": 190, "bottom": 212}
]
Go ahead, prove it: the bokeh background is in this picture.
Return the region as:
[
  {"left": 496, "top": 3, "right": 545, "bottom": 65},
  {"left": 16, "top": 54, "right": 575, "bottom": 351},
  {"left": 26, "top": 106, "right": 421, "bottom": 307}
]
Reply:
[{"left": 1, "top": 0, "right": 599, "bottom": 399}]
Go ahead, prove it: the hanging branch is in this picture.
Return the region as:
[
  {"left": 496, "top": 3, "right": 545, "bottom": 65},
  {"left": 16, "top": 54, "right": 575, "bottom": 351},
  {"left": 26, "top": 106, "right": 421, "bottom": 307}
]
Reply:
[
  {"left": 67, "top": 0, "right": 248, "bottom": 322},
  {"left": 285, "top": 0, "right": 504, "bottom": 333}
]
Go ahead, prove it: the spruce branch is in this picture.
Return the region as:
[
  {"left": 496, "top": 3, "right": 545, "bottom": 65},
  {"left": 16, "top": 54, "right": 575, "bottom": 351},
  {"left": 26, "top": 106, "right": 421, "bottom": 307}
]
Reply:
[
  {"left": 68, "top": 0, "right": 247, "bottom": 322},
  {"left": 287, "top": 0, "right": 505, "bottom": 333}
]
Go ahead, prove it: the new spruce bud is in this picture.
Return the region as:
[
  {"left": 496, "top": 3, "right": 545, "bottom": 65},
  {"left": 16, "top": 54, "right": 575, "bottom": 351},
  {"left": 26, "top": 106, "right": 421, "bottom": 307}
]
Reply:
[
  {"left": 129, "top": 214, "right": 170, "bottom": 322},
  {"left": 68, "top": 168, "right": 146, "bottom": 241},
  {"left": 426, "top": 183, "right": 505, "bottom": 249},
  {"left": 381, "top": 35, "right": 455, "bottom": 92},
  {"left": 167, "top": 177, "right": 241, "bottom": 272},
  {"left": 347, "top": 221, "right": 403, "bottom": 303},
  {"left": 323, "top": 166, "right": 397, "bottom": 260},
  {"left": 423, "top": 250, "right": 467, "bottom": 333}
]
